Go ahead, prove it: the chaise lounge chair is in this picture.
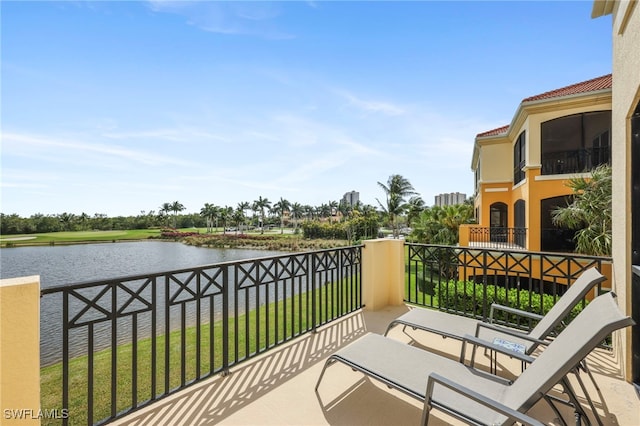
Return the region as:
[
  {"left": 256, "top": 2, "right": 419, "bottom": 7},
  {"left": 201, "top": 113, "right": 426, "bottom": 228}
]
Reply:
[
  {"left": 315, "top": 292, "right": 633, "bottom": 426},
  {"left": 385, "top": 267, "right": 606, "bottom": 358}
]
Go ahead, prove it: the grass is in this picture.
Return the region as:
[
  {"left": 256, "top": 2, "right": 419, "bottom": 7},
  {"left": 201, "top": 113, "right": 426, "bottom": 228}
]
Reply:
[
  {"left": 40, "top": 279, "right": 360, "bottom": 425},
  {"left": 0, "top": 229, "right": 161, "bottom": 247}
]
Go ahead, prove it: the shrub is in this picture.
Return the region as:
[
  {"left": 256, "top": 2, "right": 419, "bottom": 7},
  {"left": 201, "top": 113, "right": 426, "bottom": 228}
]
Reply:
[{"left": 436, "top": 280, "right": 585, "bottom": 331}]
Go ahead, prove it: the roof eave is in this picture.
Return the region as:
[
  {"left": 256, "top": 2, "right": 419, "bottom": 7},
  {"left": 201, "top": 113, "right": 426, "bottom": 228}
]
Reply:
[{"left": 592, "top": 0, "right": 615, "bottom": 18}]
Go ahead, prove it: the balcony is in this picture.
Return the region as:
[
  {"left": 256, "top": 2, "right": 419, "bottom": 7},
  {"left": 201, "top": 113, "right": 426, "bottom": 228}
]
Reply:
[
  {"left": 460, "top": 226, "right": 527, "bottom": 250},
  {"left": 107, "top": 305, "right": 638, "bottom": 426},
  {"left": 541, "top": 147, "right": 610, "bottom": 176},
  {"left": 1, "top": 240, "right": 637, "bottom": 426}
]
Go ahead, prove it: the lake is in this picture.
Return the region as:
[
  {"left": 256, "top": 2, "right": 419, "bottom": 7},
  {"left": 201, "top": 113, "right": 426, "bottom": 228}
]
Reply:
[{"left": 0, "top": 241, "right": 288, "bottom": 365}]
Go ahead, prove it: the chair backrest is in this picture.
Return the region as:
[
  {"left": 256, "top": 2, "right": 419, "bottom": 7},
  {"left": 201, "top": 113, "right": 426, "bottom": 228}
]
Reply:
[
  {"left": 528, "top": 267, "right": 606, "bottom": 342},
  {"left": 504, "top": 292, "right": 634, "bottom": 412}
]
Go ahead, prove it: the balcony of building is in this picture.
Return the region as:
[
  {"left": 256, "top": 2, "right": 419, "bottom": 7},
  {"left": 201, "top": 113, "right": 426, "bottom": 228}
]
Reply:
[
  {"left": 0, "top": 240, "right": 637, "bottom": 426},
  {"left": 460, "top": 225, "right": 527, "bottom": 251},
  {"left": 108, "top": 305, "right": 638, "bottom": 426}
]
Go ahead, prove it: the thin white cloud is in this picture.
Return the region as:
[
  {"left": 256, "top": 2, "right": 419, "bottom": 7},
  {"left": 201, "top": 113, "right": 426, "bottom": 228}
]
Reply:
[
  {"left": 146, "top": 1, "right": 295, "bottom": 39},
  {"left": 3, "top": 132, "right": 194, "bottom": 167},
  {"left": 334, "top": 89, "right": 405, "bottom": 116},
  {"left": 102, "top": 128, "right": 227, "bottom": 143}
]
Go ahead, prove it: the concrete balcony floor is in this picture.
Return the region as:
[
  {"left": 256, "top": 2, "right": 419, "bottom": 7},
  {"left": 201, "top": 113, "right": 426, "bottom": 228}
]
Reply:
[{"left": 113, "top": 305, "right": 639, "bottom": 426}]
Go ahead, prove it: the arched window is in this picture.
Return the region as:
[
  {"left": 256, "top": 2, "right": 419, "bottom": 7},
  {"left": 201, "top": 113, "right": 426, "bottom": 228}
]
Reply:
[
  {"left": 514, "top": 200, "right": 526, "bottom": 247},
  {"left": 489, "top": 202, "right": 508, "bottom": 242}
]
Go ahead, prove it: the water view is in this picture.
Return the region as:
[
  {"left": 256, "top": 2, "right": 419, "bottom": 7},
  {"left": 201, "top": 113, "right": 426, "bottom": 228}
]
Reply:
[{"left": 1, "top": 241, "right": 288, "bottom": 365}]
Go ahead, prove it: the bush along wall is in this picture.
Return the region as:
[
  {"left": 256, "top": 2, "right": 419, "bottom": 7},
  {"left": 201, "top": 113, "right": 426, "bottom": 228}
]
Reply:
[{"left": 434, "top": 280, "right": 586, "bottom": 333}]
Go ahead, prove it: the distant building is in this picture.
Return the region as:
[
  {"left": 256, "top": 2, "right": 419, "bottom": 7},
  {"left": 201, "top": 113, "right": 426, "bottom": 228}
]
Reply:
[
  {"left": 434, "top": 192, "right": 467, "bottom": 207},
  {"left": 342, "top": 191, "right": 360, "bottom": 207}
]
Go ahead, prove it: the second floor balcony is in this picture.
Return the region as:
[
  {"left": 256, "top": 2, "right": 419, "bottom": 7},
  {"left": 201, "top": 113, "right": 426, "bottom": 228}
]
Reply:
[
  {"left": 2, "top": 240, "right": 637, "bottom": 426},
  {"left": 541, "top": 147, "right": 610, "bottom": 176}
]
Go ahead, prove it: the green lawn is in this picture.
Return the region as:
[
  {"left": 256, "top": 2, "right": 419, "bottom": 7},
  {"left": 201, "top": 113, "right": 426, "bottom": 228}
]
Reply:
[
  {"left": 40, "top": 279, "right": 359, "bottom": 425},
  {"left": 0, "top": 229, "right": 162, "bottom": 246}
]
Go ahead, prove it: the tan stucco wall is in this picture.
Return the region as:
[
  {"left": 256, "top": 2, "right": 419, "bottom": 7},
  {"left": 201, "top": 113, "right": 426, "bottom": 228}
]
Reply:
[
  {"left": 0, "top": 276, "right": 41, "bottom": 426},
  {"left": 478, "top": 140, "right": 512, "bottom": 183},
  {"left": 609, "top": 0, "right": 640, "bottom": 382},
  {"left": 361, "top": 239, "right": 404, "bottom": 310}
]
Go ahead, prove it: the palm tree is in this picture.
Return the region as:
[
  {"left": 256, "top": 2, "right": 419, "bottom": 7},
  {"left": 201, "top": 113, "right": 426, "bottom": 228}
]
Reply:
[
  {"left": 200, "top": 203, "right": 217, "bottom": 233},
  {"left": 290, "top": 202, "right": 304, "bottom": 230},
  {"left": 237, "top": 201, "right": 250, "bottom": 232},
  {"left": 328, "top": 200, "right": 338, "bottom": 222},
  {"left": 232, "top": 208, "right": 245, "bottom": 235},
  {"left": 552, "top": 164, "right": 612, "bottom": 256},
  {"left": 219, "top": 206, "right": 233, "bottom": 234},
  {"left": 318, "top": 203, "right": 331, "bottom": 220},
  {"left": 407, "top": 196, "right": 425, "bottom": 228},
  {"left": 376, "top": 174, "right": 418, "bottom": 238},
  {"left": 338, "top": 200, "right": 351, "bottom": 221},
  {"left": 159, "top": 202, "right": 172, "bottom": 227},
  {"left": 273, "top": 197, "right": 291, "bottom": 234},
  {"left": 58, "top": 212, "right": 76, "bottom": 231},
  {"left": 253, "top": 196, "right": 271, "bottom": 234},
  {"left": 170, "top": 201, "right": 185, "bottom": 228},
  {"left": 411, "top": 204, "right": 474, "bottom": 245}
]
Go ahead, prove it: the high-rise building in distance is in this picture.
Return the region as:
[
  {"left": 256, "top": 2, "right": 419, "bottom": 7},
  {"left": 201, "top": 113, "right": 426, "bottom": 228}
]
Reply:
[
  {"left": 434, "top": 192, "right": 467, "bottom": 206},
  {"left": 342, "top": 191, "right": 360, "bottom": 207}
]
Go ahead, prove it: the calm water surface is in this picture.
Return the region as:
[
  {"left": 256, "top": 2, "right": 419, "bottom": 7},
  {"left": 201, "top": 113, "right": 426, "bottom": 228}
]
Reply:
[
  {"left": 0, "top": 241, "right": 288, "bottom": 365},
  {"left": 0, "top": 240, "right": 285, "bottom": 288}
]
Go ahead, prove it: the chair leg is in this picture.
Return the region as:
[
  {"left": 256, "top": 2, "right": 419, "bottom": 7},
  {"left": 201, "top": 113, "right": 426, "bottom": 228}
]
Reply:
[
  {"left": 544, "top": 395, "right": 568, "bottom": 426},
  {"left": 572, "top": 367, "right": 604, "bottom": 426},
  {"left": 561, "top": 377, "right": 592, "bottom": 426},
  {"left": 315, "top": 357, "right": 337, "bottom": 391}
]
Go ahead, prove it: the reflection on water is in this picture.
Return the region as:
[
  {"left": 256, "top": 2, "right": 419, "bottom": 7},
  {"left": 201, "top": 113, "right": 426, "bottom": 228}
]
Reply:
[{"left": 1, "top": 241, "right": 288, "bottom": 365}]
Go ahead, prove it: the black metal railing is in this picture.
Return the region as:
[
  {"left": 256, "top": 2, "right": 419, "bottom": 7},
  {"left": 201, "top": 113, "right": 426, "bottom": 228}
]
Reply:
[
  {"left": 541, "top": 147, "right": 610, "bottom": 175},
  {"left": 468, "top": 227, "right": 527, "bottom": 249},
  {"left": 405, "top": 243, "right": 610, "bottom": 329},
  {"left": 40, "top": 246, "right": 362, "bottom": 425}
]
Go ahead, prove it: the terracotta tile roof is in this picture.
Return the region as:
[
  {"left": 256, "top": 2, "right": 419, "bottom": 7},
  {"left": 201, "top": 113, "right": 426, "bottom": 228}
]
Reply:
[
  {"left": 476, "top": 74, "right": 612, "bottom": 139},
  {"left": 476, "top": 125, "right": 510, "bottom": 138},
  {"left": 522, "top": 74, "right": 612, "bottom": 103}
]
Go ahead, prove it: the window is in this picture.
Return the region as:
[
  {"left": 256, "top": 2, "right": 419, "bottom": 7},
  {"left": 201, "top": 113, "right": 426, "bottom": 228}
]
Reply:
[
  {"left": 513, "top": 131, "right": 526, "bottom": 184},
  {"left": 541, "top": 111, "right": 611, "bottom": 175},
  {"left": 514, "top": 200, "right": 526, "bottom": 247}
]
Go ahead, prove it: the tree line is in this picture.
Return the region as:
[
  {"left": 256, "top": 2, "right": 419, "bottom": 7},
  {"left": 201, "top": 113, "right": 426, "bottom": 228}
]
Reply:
[{"left": 1, "top": 174, "right": 478, "bottom": 245}]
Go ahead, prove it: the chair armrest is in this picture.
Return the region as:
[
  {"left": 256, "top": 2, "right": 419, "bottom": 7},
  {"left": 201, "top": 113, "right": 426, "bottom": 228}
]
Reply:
[
  {"left": 475, "top": 322, "right": 549, "bottom": 348},
  {"left": 425, "top": 373, "right": 544, "bottom": 426},
  {"left": 489, "top": 303, "right": 544, "bottom": 323},
  {"left": 460, "top": 334, "right": 536, "bottom": 368}
]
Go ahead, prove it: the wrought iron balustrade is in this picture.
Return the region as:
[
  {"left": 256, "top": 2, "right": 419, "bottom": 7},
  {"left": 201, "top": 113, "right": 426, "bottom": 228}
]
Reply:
[
  {"left": 40, "top": 246, "right": 362, "bottom": 425},
  {"left": 468, "top": 226, "right": 527, "bottom": 249},
  {"left": 541, "top": 147, "right": 610, "bottom": 175},
  {"left": 405, "top": 243, "right": 610, "bottom": 332}
]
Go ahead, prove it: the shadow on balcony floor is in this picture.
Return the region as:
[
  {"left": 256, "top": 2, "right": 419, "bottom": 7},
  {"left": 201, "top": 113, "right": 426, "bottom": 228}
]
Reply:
[{"left": 113, "top": 305, "right": 639, "bottom": 426}]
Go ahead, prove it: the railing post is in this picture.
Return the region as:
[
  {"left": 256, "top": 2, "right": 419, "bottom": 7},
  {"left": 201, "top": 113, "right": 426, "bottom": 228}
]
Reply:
[
  {"left": 0, "top": 276, "right": 41, "bottom": 426},
  {"left": 222, "top": 265, "right": 230, "bottom": 376},
  {"left": 458, "top": 224, "right": 471, "bottom": 247},
  {"left": 361, "top": 239, "right": 404, "bottom": 310},
  {"left": 311, "top": 253, "right": 317, "bottom": 333}
]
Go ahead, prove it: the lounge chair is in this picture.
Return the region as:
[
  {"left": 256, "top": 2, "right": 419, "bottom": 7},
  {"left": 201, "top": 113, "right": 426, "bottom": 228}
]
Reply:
[
  {"left": 385, "top": 267, "right": 606, "bottom": 357},
  {"left": 315, "top": 292, "right": 633, "bottom": 426}
]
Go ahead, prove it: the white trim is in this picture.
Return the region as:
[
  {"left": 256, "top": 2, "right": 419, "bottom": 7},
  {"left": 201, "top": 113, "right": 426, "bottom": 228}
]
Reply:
[
  {"left": 513, "top": 179, "right": 527, "bottom": 190},
  {"left": 485, "top": 187, "right": 509, "bottom": 193},
  {"left": 534, "top": 172, "right": 591, "bottom": 181}
]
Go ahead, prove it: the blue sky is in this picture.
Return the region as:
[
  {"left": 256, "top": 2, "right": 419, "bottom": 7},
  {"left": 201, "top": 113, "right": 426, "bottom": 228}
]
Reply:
[{"left": 1, "top": 1, "right": 612, "bottom": 217}]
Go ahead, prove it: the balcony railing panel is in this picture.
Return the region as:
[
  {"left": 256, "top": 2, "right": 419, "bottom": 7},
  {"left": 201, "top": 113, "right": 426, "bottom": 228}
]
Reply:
[
  {"left": 468, "top": 226, "right": 527, "bottom": 249},
  {"left": 541, "top": 147, "right": 610, "bottom": 175},
  {"left": 405, "top": 243, "right": 610, "bottom": 331},
  {"left": 40, "top": 246, "right": 362, "bottom": 426}
]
